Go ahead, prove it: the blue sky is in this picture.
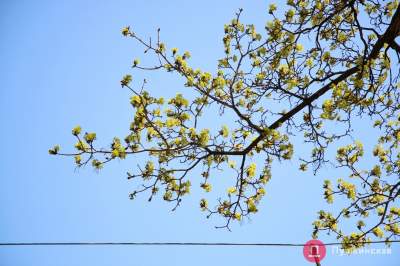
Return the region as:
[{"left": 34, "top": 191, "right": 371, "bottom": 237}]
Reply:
[{"left": 0, "top": 0, "right": 398, "bottom": 265}]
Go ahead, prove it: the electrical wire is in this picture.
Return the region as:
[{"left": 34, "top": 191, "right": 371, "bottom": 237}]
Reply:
[{"left": 0, "top": 240, "right": 399, "bottom": 247}]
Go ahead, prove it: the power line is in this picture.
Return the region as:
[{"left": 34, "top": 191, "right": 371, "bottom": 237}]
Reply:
[{"left": 0, "top": 240, "right": 399, "bottom": 247}]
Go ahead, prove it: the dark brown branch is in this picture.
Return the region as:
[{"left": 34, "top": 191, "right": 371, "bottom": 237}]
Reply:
[
  {"left": 209, "top": 5, "right": 400, "bottom": 157},
  {"left": 390, "top": 41, "right": 400, "bottom": 54}
]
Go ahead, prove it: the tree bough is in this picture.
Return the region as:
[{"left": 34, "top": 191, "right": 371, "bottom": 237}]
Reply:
[{"left": 51, "top": 0, "right": 400, "bottom": 251}]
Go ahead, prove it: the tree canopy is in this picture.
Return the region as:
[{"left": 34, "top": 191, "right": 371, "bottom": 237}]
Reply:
[{"left": 50, "top": 0, "right": 400, "bottom": 251}]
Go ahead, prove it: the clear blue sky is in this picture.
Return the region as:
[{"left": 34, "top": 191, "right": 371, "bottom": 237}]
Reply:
[{"left": 0, "top": 0, "right": 398, "bottom": 265}]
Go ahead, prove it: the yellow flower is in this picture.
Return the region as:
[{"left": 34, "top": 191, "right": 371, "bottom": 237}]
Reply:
[
  {"left": 144, "top": 161, "right": 154, "bottom": 177},
  {"left": 183, "top": 51, "right": 191, "bottom": 59},
  {"left": 390, "top": 207, "right": 400, "bottom": 216},
  {"left": 234, "top": 212, "right": 241, "bottom": 220},
  {"left": 227, "top": 187, "right": 237, "bottom": 195},
  {"left": 166, "top": 118, "right": 180, "bottom": 128},
  {"left": 372, "top": 227, "right": 384, "bottom": 238},
  {"left": 337, "top": 32, "right": 347, "bottom": 42},
  {"left": 158, "top": 43, "right": 166, "bottom": 53},
  {"left": 268, "top": 3, "right": 277, "bottom": 14},
  {"left": 200, "top": 199, "right": 208, "bottom": 210},
  {"left": 163, "top": 191, "right": 172, "bottom": 201},
  {"left": 395, "top": 131, "right": 400, "bottom": 141},
  {"left": 228, "top": 160, "right": 236, "bottom": 168},
  {"left": 257, "top": 188, "right": 266, "bottom": 196},
  {"left": 198, "top": 129, "right": 210, "bottom": 146},
  {"left": 278, "top": 64, "right": 289, "bottom": 76},
  {"left": 121, "top": 26, "right": 130, "bottom": 36},
  {"left": 169, "top": 93, "right": 189, "bottom": 107},
  {"left": 188, "top": 128, "right": 197, "bottom": 140},
  {"left": 371, "top": 165, "right": 381, "bottom": 176},
  {"left": 121, "top": 74, "right": 132, "bottom": 87},
  {"left": 322, "top": 52, "right": 331, "bottom": 62},
  {"left": 75, "top": 141, "right": 89, "bottom": 151},
  {"left": 246, "top": 163, "right": 257, "bottom": 177},
  {"left": 287, "top": 79, "right": 298, "bottom": 89},
  {"left": 130, "top": 95, "right": 141, "bottom": 107},
  {"left": 48, "top": 145, "right": 60, "bottom": 155},
  {"left": 354, "top": 79, "right": 364, "bottom": 88},
  {"left": 212, "top": 76, "right": 226, "bottom": 89},
  {"left": 92, "top": 159, "right": 102, "bottom": 169},
  {"left": 111, "top": 149, "right": 119, "bottom": 158},
  {"left": 299, "top": 164, "right": 307, "bottom": 171},
  {"left": 295, "top": 43, "right": 304, "bottom": 52},
  {"left": 286, "top": 9, "right": 295, "bottom": 21},
  {"left": 221, "top": 125, "right": 229, "bottom": 138},
  {"left": 74, "top": 155, "right": 81, "bottom": 164},
  {"left": 247, "top": 198, "right": 258, "bottom": 213},
  {"left": 84, "top": 132, "right": 96, "bottom": 143},
  {"left": 201, "top": 183, "right": 212, "bottom": 192},
  {"left": 72, "top": 125, "right": 81, "bottom": 136}
]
